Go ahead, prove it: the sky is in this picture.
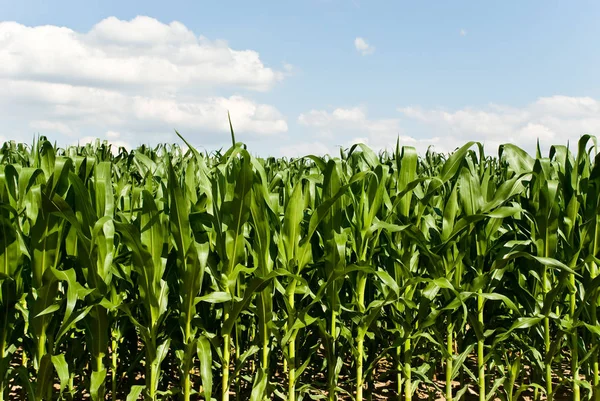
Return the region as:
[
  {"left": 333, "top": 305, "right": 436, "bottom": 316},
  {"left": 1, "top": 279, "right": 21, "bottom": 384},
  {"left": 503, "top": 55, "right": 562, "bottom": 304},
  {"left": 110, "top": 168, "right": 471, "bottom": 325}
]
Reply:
[{"left": 1, "top": 0, "right": 599, "bottom": 157}]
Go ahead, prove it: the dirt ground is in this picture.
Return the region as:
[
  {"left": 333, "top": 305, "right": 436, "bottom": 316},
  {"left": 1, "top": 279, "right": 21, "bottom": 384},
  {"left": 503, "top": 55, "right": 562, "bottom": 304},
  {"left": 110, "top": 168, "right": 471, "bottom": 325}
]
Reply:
[{"left": 6, "top": 347, "right": 577, "bottom": 400}]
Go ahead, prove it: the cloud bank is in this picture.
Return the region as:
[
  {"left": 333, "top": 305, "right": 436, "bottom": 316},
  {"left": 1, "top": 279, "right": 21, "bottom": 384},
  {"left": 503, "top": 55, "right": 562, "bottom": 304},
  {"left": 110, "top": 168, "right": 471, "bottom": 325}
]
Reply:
[
  {"left": 294, "top": 96, "right": 600, "bottom": 157},
  {"left": 0, "top": 16, "right": 288, "bottom": 149}
]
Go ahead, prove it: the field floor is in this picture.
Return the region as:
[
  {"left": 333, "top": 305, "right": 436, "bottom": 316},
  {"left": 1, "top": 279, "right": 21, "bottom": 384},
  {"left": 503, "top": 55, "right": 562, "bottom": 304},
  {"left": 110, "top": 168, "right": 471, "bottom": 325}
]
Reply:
[{"left": 5, "top": 345, "right": 576, "bottom": 400}]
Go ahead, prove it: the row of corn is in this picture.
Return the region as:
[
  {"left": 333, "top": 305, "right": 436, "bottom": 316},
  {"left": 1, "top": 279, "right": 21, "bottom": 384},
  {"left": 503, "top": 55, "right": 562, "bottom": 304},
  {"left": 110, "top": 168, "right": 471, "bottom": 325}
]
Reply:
[{"left": 1, "top": 132, "right": 600, "bottom": 401}]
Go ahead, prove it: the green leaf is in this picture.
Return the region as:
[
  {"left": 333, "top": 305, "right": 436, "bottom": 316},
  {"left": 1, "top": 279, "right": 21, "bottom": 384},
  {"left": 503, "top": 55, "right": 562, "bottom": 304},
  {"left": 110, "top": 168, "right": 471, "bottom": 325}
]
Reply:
[
  {"left": 196, "top": 292, "right": 232, "bottom": 304},
  {"left": 197, "top": 335, "right": 213, "bottom": 401}
]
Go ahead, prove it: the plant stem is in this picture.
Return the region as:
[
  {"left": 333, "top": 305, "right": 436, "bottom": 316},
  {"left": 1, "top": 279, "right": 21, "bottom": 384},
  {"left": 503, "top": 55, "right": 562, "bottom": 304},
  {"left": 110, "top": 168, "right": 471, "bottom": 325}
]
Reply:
[
  {"left": 478, "top": 291, "right": 485, "bottom": 401},
  {"left": 404, "top": 335, "right": 411, "bottom": 401},
  {"left": 0, "top": 306, "right": 6, "bottom": 401},
  {"left": 288, "top": 334, "right": 296, "bottom": 401},
  {"left": 357, "top": 336, "right": 364, "bottom": 401},
  {"left": 111, "top": 335, "right": 118, "bottom": 400},
  {"left": 591, "top": 215, "right": 600, "bottom": 401},
  {"left": 329, "top": 304, "right": 337, "bottom": 401},
  {"left": 356, "top": 272, "right": 367, "bottom": 401},
  {"left": 288, "top": 279, "right": 297, "bottom": 401},
  {"left": 261, "top": 297, "right": 270, "bottom": 401},
  {"left": 544, "top": 316, "right": 552, "bottom": 401},
  {"left": 397, "top": 345, "right": 402, "bottom": 401},
  {"left": 37, "top": 330, "right": 46, "bottom": 371},
  {"left": 446, "top": 324, "right": 453, "bottom": 401},
  {"left": 235, "top": 279, "right": 241, "bottom": 401},
  {"left": 92, "top": 306, "right": 107, "bottom": 401},
  {"left": 147, "top": 345, "right": 157, "bottom": 401},
  {"left": 222, "top": 332, "right": 230, "bottom": 401},
  {"left": 181, "top": 304, "right": 193, "bottom": 401},
  {"left": 569, "top": 272, "right": 579, "bottom": 401},
  {"left": 591, "top": 259, "right": 599, "bottom": 401},
  {"left": 183, "top": 351, "right": 191, "bottom": 401}
]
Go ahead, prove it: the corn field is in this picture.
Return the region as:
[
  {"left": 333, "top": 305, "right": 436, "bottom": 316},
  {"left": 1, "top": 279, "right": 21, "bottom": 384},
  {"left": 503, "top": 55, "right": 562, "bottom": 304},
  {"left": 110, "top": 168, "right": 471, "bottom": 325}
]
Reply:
[{"left": 1, "top": 131, "right": 600, "bottom": 401}]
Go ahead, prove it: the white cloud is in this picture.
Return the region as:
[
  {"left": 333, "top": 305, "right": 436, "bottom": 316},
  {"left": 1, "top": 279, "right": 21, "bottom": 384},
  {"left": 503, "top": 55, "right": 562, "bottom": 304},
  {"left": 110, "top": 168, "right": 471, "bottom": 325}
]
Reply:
[
  {"left": 106, "top": 130, "right": 120, "bottom": 139},
  {"left": 298, "top": 106, "right": 429, "bottom": 153},
  {"left": 0, "top": 16, "right": 288, "bottom": 147},
  {"left": 398, "top": 96, "right": 600, "bottom": 154},
  {"left": 0, "top": 79, "right": 287, "bottom": 142},
  {"left": 77, "top": 135, "right": 132, "bottom": 155},
  {"left": 354, "top": 37, "right": 375, "bottom": 56},
  {"left": 346, "top": 135, "right": 443, "bottom": 153},
  {"left": 460, "top": 28, "right": 467, "bottom": 36},
  {"left": 131, "top": 94, "right": 287, "bottom": 135},
  {"left": 296, "top": 96, "right": 600, "bottom": 157},
  {"left": 298, "top": 107, "right": 399, "bottom": 143},
  {"left": 279, "top": 141, "right": 332, "bottom": 158},
  {"left": 29, "top": 120, "right": 73, "bottom": 135},
  {"left": 0, "top": 16, "right": 284, "bottom": 91}
]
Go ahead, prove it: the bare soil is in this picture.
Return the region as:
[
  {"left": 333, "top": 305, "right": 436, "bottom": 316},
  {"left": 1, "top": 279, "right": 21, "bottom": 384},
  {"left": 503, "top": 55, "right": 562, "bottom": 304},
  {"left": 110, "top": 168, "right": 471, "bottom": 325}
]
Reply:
[{"left": 6, "top": 346, "right": 577, "bottom": 400}]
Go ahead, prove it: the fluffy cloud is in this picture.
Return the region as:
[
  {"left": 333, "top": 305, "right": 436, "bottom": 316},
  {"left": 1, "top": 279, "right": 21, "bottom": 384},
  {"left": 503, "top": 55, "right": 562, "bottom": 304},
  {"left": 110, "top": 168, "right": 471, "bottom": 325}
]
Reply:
[
  {"left": 297, "top": 106, "right": 435, "bottom": 153},
  {"left": 354, "top": 37, "right": 375, "bottom": 56},
  {"left": 298, "top": 107, "right": 399, "bottom": 139},
  {"left": 0, "top": 16, "right": 288, "bottom": 147},
  {"left": 399, "top": 96, "right": 600, "bottom": 154},
  {"left": 0, "top": 79, "right": 287, "bottom": 146},
  {"left": 77, "top": 133, "right": 132, "bottom": 155},
  {"left": 296, "top": 96, "right": 600, "bottom": 157},
  {"left": 0, "top": 16, "right": 284, "bottom": 91},
  {"left": 29, "top": 120, "right": 73, "bottom": 135},
  {"left": 279, "top": 141, "right": 332, "bottom": 158}
]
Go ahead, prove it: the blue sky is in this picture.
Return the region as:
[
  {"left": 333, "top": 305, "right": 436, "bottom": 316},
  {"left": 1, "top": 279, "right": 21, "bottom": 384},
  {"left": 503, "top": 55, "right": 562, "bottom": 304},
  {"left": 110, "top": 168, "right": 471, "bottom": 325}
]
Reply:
[{"left": 1, "top": 0, "right": 599, "bottom": 156}]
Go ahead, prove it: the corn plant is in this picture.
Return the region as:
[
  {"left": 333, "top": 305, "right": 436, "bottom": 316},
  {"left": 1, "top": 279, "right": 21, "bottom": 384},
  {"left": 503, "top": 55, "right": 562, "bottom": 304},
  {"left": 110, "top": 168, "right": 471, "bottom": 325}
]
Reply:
[{"left": 1, "top": 133, "right": 600, "bottom": 401}]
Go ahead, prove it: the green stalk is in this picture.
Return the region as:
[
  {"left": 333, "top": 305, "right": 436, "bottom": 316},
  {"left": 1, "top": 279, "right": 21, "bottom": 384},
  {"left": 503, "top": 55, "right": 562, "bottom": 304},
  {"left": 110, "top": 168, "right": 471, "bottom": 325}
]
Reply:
[
  {"left": 0, "top": 303, "right": 6, "bottom": 401},
  {"left": 356, "top": 337, "right": 364, "bottom": 401},
  {"left": 262, "top": 305, "right": 269, "bottom": 368},
  {"left": 257, "top": 283, "right": 271, "bottom": 385},
  {"left": 507, "top": 366, "right": 514, "bottom": 401},
  {"left": 185, "top": 353, "right": 192, "bottom": 400},
  {"left": 147, "top": 344, "right": 157, "bottom": 401},
  {"left": 37, "top": 329, "right": 46, "bottom": 371},
  {"left": 591, "top": 258, "right": 599, "bottom": 401},
  {"left": 111, "top": 335, "right": 118, "bottom": 400},
  {"left": 36, "top": 328, "right": 51, "bottom": 401},
  {"left": 397, "top": 346, "right": 402, "bottom": 400},
  {"left": 94, "top": 355, "right": 104, "bottom": 379},
  {"left": 356, "top": 272, "right": 367, "bottom": 401},
  {"left": 234, "top": 279, "right": 241, "bottom": 401},
  {"left": 477, "top": 291, "right": 485, "bottom": 401},
  {"left": 446, "top": 323, "right": 453, "bottom": 401},
  {"left": 182, "top": 322, "right": 192, "bottom": 401},
  {"left": 570, "top": 272, "right": 579, "bottom": 401},
  {"left": 329, "top": 304, "right": 337, "bottom": 401},
  {"left": 249, "top": 323, "right": 255, "bottom": 375},
  {"left": 591, "top": 215, "right": 600, "bottom": 401},
  {"left": 222, "top": 330, "right": 231, "bottom": 401},
  {"left": 544, "top": 315, "right": 552, "bottom": 401},
  {"left": 91, "top": 306, "right": 107, "bottom": 401},
  {"left": 404, "top": 335, "right": 411, "bottom": 401},
  {"left": 288, "top": 336, "right": 296, "bottom": 401},
  {"left": 288, "top": 279, "right": 297, "bottom": 401},
  {"left": 69, "top": 374, "right": 74, "bottom": 395},
  {"left": 235, "top": 312, "right": 241, "bottom": 401},
  {"left": 543, "top": 264, "right": 553, "bottom": 401}
]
